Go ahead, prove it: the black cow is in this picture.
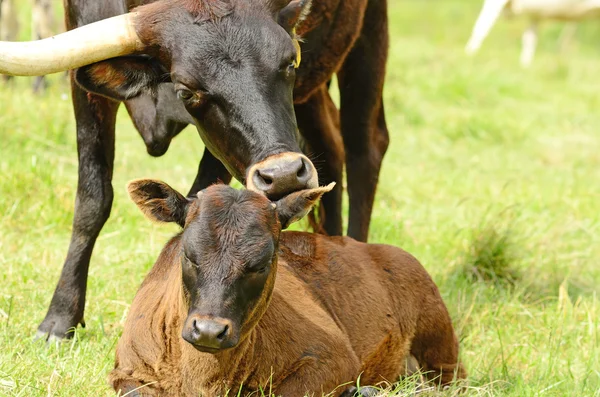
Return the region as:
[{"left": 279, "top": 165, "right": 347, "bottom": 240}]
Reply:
[{"left": 0, "top": 0, "right": 390, "bottom": 340}]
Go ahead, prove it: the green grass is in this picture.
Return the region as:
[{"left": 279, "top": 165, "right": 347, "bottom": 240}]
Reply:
[{"left": 2, "top": 0, "right": 600, "bottom": 395}]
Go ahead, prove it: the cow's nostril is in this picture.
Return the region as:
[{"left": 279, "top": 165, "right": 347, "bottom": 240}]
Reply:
[
  {"left": 296, "top": 160, "right": 308, "bottom": 179},
  {"left": 259, "top": 173, "right": 273, "bottom": 186},
  {"left": 248, "top": 153, "right": 319, "bottom": 198},
  {"left": 255, "top": 168, "right": 276, "bottom": 188}
]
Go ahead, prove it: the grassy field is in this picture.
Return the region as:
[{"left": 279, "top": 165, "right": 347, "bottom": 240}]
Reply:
[{"left": 2, "top": 0, "right": 600, "bottom": 396}]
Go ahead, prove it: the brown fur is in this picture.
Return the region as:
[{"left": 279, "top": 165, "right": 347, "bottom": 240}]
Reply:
[
  {"left": 110, "top": 183, "right": 466, "bottom": 396},
  {"left": 293, "top": 0, "right": 367, "bottom": 103},
  {"left": 134, "top": 0, "right": 233, "bottom": 47}
]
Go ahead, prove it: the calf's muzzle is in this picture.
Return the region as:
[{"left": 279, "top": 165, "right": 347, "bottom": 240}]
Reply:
[
  {"left": 182, "top": 315, "right": 234, "bottom": 352},
  {"left": 247, "top": 152, "right": 318, "bottom": 200}
]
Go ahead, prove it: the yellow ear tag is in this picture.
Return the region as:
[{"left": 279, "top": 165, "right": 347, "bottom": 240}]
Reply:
[
  {"left": 292, "top": 29, "right": 301, "bottom": 68},
  {"left": 292, "top": 39, "right": 301, "bottom": 68}
]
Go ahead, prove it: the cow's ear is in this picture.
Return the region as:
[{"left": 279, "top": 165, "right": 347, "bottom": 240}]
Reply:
[
  {"left": 278, "top": 0, "right": 312, "bottom": 33},
  {"left": 75, "top": 56, "right": 169, "bottom": 101},
  {"left": 274, "top": 182, "right": 335, "bottom": 229},
  {"left": 127, "top": 179, "right": 191, "bottom": 227}
]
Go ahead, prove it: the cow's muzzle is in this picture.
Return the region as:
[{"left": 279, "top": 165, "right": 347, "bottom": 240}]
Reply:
[{"left": 246, "top": 152, "right": 318, "bottom": 201}]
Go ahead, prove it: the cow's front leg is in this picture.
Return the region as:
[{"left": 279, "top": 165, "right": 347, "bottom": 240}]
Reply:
[
  {"left": 36, "top": 75, "right": 119, "bottom": 340},
  {"left": 295, "top": 85, "right": 344, "bottom": 236},
  {"left": 187, "top": 148, "right": 232, "bottom": 196}
]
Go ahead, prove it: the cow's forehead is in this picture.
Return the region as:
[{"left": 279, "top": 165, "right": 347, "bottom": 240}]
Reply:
[{"left": 167, "top": 8, "right": 293, "bottom": 64}]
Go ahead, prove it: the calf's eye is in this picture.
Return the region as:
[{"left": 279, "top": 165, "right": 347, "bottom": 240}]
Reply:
[{"left": 247, "top": 263, "right": 268, "bottom": 275}]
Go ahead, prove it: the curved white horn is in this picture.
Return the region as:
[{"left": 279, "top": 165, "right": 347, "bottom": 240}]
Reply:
[{"left": 0, "top": 13, "right": 143, "bottom": 76}]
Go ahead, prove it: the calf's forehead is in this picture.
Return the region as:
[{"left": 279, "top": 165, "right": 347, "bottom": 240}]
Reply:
[{"left": 181, "top": 188, "right": 279, "bottom": 262}]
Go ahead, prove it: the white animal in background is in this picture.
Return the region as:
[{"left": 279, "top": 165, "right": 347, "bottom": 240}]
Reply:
[{"left": 465, "top": 0, "right": 600, "bottom": 66}]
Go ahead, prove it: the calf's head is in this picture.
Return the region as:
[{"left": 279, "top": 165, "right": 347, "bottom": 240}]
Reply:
[
  {"left": 128, "top": 179, "right": 333, "bottom": 352},
  {"left": 0, "top": 0, "right": 317, "bottom": 200}
]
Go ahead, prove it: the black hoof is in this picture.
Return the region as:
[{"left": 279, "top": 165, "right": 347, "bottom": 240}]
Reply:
[
  {"left": 35, "top": 314, "right": 85, "bottom": 342},
  {"left": 340, "top": 386, "right": 380, "bottom": 397}
]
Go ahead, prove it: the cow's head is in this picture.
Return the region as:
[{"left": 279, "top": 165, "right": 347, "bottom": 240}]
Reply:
[
  {"left": 127, "top": 179, "right": 333, "bottom": 352},
  {"left": 123, "top": 83, "right": 193, "bottom": 157},
  {"left": 0, "top": 0, "right": 316, "bottom": 200}
]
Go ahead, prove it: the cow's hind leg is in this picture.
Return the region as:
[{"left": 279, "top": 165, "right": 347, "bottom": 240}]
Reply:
[
  {"left": 36, "top": 74, "right": 119, "bottom": 340},
  {"left": 337, "top": 0, "right": 390, "bottom": 242},
  {"left": 295, "top": 84, "right": 344, "bottom": 236}
]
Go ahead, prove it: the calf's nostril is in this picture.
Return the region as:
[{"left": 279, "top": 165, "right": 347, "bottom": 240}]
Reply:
[{"left": 216, "top": 324, "right": 229, "bottom": 341}]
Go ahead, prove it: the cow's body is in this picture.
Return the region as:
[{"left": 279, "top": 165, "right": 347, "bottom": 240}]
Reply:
[
  {"left": 0, "top": 0, "right": 59, "bottom": 89},
  {"left": 110, "top": 182, "right": 465, "bottom": 397},
  {"left": 27, "top": 0, "right": 390, "bottom": 341},
  {"left": 465, "top": 0, "right": 600, "bottom": 66}
]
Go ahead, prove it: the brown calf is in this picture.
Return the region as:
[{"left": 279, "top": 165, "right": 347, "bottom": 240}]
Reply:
[{"left": 111, "top": 181, "right": 466, "bottom": 396}]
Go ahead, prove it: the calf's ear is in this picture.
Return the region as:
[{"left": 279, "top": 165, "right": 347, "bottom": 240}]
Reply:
[
  {"left": 278, "top": 0, "right": 312, "bottom": 32},
  {"left": 275, "top": 182, "right": 335, "bottom": 229},
  {"left": 127, "top": 179, "right": 191, "bottom": 227},
  {"left": 75, "top": 56, "right": 168, "bottom": 101}
]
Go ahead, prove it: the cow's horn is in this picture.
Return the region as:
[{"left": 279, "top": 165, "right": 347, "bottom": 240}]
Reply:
[{"left": 0, "top": 13, "right": 142, "bottom": 77}]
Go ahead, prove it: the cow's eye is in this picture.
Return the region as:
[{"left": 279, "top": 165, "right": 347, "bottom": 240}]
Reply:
[
  {"left": 290, "top": 54, "right": 298, "bottom": 68},
  {"left": 280, "top": 55, "right": 297, "bottom": 73},
  {"left": 177, "top": 89, "right": 194, "bottom": 101}
]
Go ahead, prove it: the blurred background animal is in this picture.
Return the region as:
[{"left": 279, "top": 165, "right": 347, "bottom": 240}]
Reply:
[
  {"left": 465, "top": 0, "right": 600, "bottom": 66},
  {"left": 0, "top": 0, "right": 61, "bottom": 91}
]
